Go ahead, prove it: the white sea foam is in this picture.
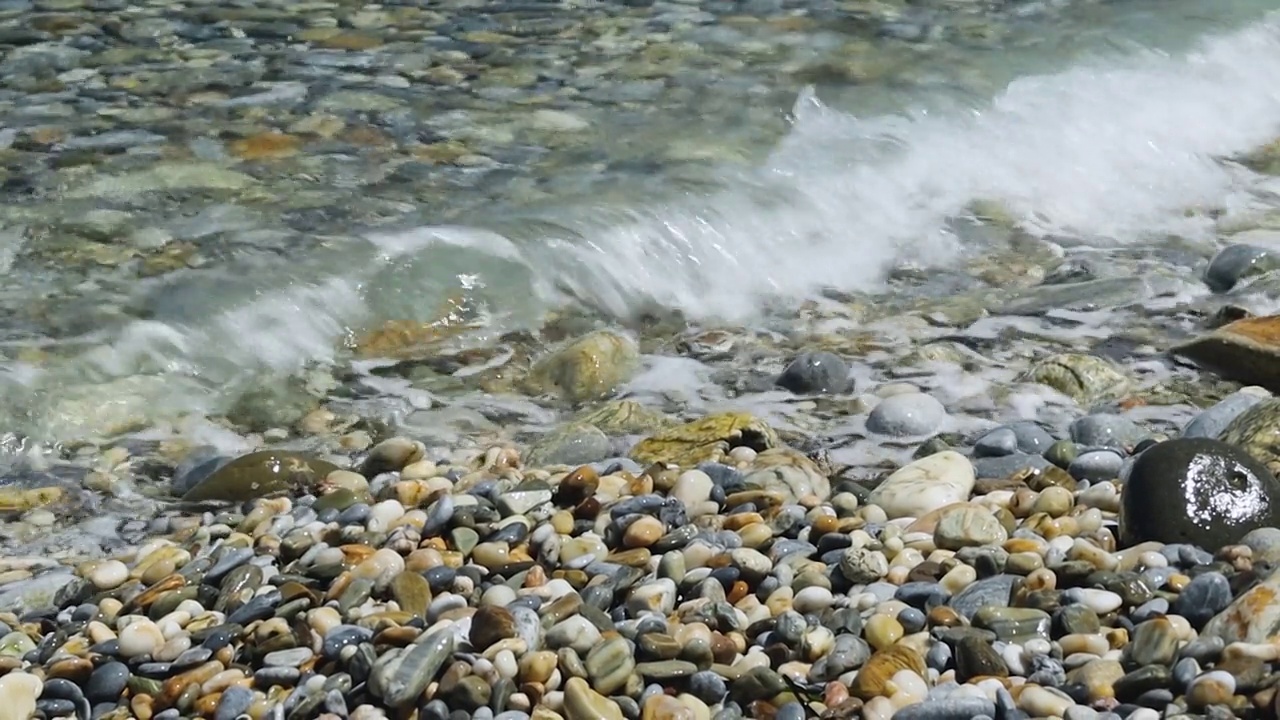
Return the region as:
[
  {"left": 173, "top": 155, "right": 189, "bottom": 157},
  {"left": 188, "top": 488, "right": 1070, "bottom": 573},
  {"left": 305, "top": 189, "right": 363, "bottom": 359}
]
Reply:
[{"left": 472, "top": 13, "right": 1280, "bottom": 322}]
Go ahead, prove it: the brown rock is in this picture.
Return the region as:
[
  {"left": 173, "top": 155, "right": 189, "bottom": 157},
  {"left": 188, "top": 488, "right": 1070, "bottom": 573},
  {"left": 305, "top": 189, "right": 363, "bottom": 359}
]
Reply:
[
  {"left": 389, "top": 571, "right": 432, "bottom": 618},
  {"left": 1173, "top": 314, "right": 1280, "bottom": 391},
  {"left": 229, "top": 132, "right": 300, "bottom": 161},
  {"left": 623, "top": 516, "right": 664, "bottom": 548},
  {"left": 848, "top": 645, "right": 926, "bottom": 700},
  {"left": 470, "top": 606, "right": 517, "bottom": 651},
  {"left": 554, "top": 466, "right": 599, "bottom": 507}
]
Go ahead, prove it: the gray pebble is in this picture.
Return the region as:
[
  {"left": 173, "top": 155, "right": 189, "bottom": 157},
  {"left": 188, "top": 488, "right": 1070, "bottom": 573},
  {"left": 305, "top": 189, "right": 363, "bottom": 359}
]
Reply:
[
  {"left": 776, "top": 351, "right": 850, "bottom": 394},
  {"left": 1068, "top": 449, "right": 1125, "bottom": 481},
  {"left": 1241, "top": 526, "right": 1280, "bottom": 565},
  {"left": 1070, "top": 413, "right": 1146, "bottom": 449},
  {"left": 1204, "top": 243, "right": 1280, "bottom": 292},
  {"left": 1170, "top": 572, "right": 1231, "bottom": 628},
  {"left": 214, "top": 686, "right": 255, "bottom": 720},
  {"left": 85, "top": 661, "right": 130, "bottom": 703},
  {"left": 891, "top": 696, "right": 997, "bottom": 720},
  {"left": 1182, "top": 390, "right": 1266, "bottom": 439},
  {"left": 866, "top": 393, "right": 947, "bottom": 437},
  {"left": 974, "top": 427, "right": 1018, "bottom": 457}
]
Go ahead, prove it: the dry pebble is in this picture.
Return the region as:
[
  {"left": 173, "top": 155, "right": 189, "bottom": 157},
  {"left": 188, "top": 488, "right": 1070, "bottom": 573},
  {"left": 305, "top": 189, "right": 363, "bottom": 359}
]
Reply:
[{"left": 5, "top": 345, "right": 1280, "bottom": 720}]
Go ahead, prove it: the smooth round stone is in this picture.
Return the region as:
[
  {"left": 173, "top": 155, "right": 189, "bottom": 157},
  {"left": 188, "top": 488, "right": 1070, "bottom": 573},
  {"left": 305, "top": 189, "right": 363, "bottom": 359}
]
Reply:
[
  {"left": 898, "top": 607, "right": 927, "bottom": 634},
  {"left": 1186, "top": 670, "right": 1235, "bottom": 709},
  {"left": 117, "top": 621, "right": 163, "bottom": 658},
  {"left": 88, "top": 560, "right": 129, "bottom": 590},
  {"left": 1204, "top": 243, "right": 1279, "bottom": 292},
  {"left": 774, "top": 701, "right": 806, "bottom": 720},
  {"left": 866, "top": 393, "right": 947, "bottom": 437},
  {"left": 688, "top": 671, "right": 727, "bottom": 703},
  {"left": 1068, "top": 450, "right": 1125, "bottom": 482},
  {"left": 926, "top": 642, "right": 952, "bottom": 673},
  {"left": 1182, "top": 390, "right": 1267, "bottom": 439},
  {"left": 1241, "top": 526, "right": 1280, "bottom": 565},
  {"left": 180, "top": 450, "right": 339, "bottom": 501},
  {"left": 793, "top": 586, "right": 835, "bottom": 613},
  {"left": 322, "top": 626, "right": 373, "bottom": 660},
  {"left": 1070, "top": 414, "right": 1147, "bottom": 450},
  {"left": 1120, "top": 438, "right": 1280, "bottom": 549},
  {"left": 85, "top": 661, "right": 130, "bottom": 703},
  {"left": 974, "top": 428, "right": 1018, "bottom": 457},
  {"left": 671, "top": 470, "right": 714, "bottom": 508},
  {"left": 776, "top": 351, "right": 850, "bottom": 394},
  {"left": 0, "top": 673, "right": 40, "bottom": 720},
  {"left": 1005, "top": 421, "right": 1056, "bottom": 454},
  {"left": 1170, "top": 572, "right": 1231, "bottom": 628},
  {"left": 215, "top": 685, "right": 254, "bottom": 720}
]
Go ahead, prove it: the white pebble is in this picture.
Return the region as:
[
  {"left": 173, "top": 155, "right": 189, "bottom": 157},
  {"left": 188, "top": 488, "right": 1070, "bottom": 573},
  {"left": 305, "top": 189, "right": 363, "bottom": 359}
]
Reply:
[
  {"left": 154, "top": 635, "right": 191, "bottom": 662},
  {"left": 1074, "top": 588, "right": 1123, "bottom": 614},
  {"left": 671, "top": 470, "right": 715, "bottom": 508},
  {"left": 492, "top": 649, "right": 518, "bottom": 680},
  {"left": 1019, "top": 685, "right": 1073, "bottom": 717},
  {"left": 0, "top": 672, "right": 42, "bottom": 719},
  {"left": 889, "top": 670, "right": 927, "bottom": 701},
  {"left": 1191, "top": 669, "right": 1236, "bottom": 694},
  {"left": 1023, "top": 638, "right": 1053, "bottom": 657},
  {"left": 117, "top": 619, "right": 164, "bottom": 658},
  {"left": 792, "top": 586, "right": 835, "bottom": 614},
  {"left": 1138, "top": 551, "right": 1167, "bottom": 569},
  {"left": 175, "top": 599, "right": 206, "bottom": 617},
  {"left": 861, "top": 696, "right": 894, "bottom": 720},
  {"left": 1000, "top": 644, "right": 1026, "bottom": 675},
  {"left": 366, "top": 500, "right": 406, "bottom": 533},
  {"left": 88, "top": 560, "right": 129, "bottom": 590}
]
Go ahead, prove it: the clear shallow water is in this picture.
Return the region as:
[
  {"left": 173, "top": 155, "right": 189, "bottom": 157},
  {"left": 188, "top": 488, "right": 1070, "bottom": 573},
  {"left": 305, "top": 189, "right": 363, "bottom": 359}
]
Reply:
[{"left": 4, "top": 0, "right": 1280, "bottom": 449}]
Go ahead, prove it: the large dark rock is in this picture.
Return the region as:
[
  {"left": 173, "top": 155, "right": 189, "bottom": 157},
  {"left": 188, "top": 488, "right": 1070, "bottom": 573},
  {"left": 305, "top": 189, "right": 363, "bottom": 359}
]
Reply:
[
  {"left": 1120, "top": 438, "right": 1280, "bottom": 550},
  {"left": 178, "top": 450, "right": 340, "bottom": 502}
]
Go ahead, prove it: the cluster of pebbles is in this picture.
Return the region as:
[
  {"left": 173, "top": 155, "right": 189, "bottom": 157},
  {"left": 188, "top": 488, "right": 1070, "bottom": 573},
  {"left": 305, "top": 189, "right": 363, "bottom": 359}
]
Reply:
[{"left": 4, "top": 366, "right": 1280, "bottom": 720}]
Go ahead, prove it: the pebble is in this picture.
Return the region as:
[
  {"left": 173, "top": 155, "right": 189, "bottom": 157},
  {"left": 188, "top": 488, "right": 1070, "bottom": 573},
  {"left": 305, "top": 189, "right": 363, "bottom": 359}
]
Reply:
[
  {"left": 867, "top": 393, "right": 948, "bottom": 437},
  {"left": 868, "top": 451, "right": 976, "bottom": 519},
  {"left": 776, "top": 351, "right": 850, "bottom": 394}
]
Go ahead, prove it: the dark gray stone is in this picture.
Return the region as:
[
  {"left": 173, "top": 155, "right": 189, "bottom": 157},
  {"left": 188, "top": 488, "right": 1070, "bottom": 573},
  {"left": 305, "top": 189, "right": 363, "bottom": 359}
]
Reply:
[
  {"left": 776, "top": 351, "right": 850, "bottom": 394},
  {"left": 1121, "top": 438, "right": 1280, "bottom": 550}
]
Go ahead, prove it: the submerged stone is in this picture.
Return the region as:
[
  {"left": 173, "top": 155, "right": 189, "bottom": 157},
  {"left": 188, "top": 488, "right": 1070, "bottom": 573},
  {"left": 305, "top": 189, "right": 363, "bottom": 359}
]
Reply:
[{"left": 180, "top": 450, "right": 340, "bottom": 502}]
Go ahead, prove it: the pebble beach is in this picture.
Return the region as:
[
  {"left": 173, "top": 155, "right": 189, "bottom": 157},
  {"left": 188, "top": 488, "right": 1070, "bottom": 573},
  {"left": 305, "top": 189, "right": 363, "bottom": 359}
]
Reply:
[{"left": 9, "top": 0, "right": 1280, "bottom": 719}]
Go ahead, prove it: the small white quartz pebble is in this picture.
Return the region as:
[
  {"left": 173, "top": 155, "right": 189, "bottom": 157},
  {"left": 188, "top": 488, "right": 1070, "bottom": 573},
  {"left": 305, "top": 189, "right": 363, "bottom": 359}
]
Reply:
[
  {"left": 0, "top": 671, "right": 41, "bottom": 720},
  {"left": 792, "top": 586, "right": 835, "bottom": 614},
  {"left": 117, "top": 619, "right": 164, "bottom": 658},
  {"left": 88, "top": 560, "right": 129, "bottom": 590},
  {"left": 1072, "top": 588, "right": 1123, "bottom": 614}
]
